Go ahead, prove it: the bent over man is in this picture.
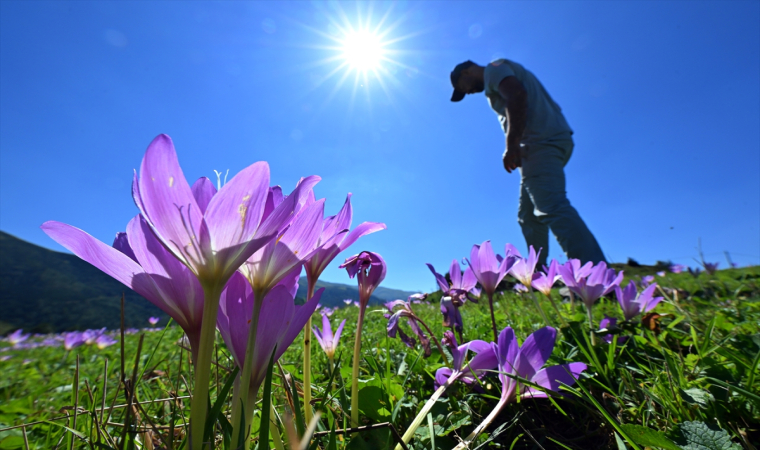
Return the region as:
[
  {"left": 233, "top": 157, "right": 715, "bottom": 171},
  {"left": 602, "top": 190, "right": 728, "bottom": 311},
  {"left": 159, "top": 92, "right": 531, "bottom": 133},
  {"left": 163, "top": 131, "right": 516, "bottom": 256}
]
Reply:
[{"left": 450, "top": 59, "right": 606, "bottom": 266}]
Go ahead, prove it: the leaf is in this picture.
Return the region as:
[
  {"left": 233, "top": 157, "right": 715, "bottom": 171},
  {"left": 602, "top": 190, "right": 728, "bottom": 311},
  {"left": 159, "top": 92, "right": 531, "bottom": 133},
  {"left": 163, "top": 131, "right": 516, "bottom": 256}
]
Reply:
[
  {"left": 357, "top": 386, "right": 391, "bottom": 422},
  {"left": 0, "top": 435, "right": 24, "bottom": 450},
  {"left": 620, "top": 424, "right": 680, "bottom": 450},
  {"left": 672, "top": 421, "right": 741, "bottom": 450},
  {"left": 258, "top": 348, "right": 277, "bottom": 450},
  {"left": 680, "top": 388, "right": 714, "bottom": 408}
]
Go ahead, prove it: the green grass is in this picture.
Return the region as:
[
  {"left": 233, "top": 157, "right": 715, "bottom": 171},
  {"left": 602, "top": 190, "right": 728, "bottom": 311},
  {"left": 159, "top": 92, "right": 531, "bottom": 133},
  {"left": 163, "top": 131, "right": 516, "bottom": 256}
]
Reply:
[{"left": 0, "top": 267, "right": 758, "bottom": 449}]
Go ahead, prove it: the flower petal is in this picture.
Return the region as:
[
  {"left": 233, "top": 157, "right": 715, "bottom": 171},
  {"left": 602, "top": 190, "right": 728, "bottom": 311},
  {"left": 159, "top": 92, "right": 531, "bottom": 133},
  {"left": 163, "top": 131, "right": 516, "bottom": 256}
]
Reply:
[
  {"left": 191, "top": 177, "right": 217, "bottom": 214},
  {"left": 514, "top": 327, "right": 557, "bottom": 380}
]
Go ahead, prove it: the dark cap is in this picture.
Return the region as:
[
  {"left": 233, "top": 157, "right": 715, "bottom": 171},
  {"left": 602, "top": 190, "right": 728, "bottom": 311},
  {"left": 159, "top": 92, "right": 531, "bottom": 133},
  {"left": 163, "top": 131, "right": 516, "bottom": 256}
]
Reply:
[{"left": 450, "top": 60, "right": 476, "bottom": 102}]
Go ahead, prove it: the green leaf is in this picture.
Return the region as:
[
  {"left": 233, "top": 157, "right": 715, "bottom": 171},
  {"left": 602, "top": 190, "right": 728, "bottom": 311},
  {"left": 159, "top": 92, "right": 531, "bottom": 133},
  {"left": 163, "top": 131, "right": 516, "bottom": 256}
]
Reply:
[
  {"left": 357, "top": 385, "right": 390, "bottom": 422},
  {"left": 672, "top": 421, "right": 741, "bottom": 450},
  {"left": 620, "top": 424, "right": 680, "bottom": 450},
  {"left": 680, "top": 388, "right": 714, "bottom": 408}
]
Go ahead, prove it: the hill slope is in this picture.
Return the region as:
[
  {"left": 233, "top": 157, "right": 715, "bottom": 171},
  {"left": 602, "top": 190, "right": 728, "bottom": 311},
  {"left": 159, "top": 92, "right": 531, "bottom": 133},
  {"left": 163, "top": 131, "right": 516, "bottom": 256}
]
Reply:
[{"left": 0, "top": 231, "right": 416, "bottom": 333}]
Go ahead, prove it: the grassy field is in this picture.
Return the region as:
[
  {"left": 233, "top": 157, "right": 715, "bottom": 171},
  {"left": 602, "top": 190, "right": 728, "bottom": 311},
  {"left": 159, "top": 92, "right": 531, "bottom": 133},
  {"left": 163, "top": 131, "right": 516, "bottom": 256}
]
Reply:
[{"left": 0, "top": 266, "right": 758, "bottom": 449}]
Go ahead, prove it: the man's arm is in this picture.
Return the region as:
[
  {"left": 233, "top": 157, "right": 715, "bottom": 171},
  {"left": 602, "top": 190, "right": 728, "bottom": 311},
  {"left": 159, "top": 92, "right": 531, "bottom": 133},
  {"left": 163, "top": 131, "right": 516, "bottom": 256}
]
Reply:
[{"left": 498, "top": 76, "right": 527, "bottom": 173}]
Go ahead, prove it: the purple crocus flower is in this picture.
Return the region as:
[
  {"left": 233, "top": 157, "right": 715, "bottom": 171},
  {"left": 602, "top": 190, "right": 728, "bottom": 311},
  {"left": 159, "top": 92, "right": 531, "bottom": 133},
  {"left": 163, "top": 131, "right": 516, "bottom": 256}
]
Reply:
[
  {"left": 43, "top": 215, "right": 206, "bottom": 361},
  {"left": 340, "top": 251, "right": 387, "bottom": 309},
  {"left": 467, "top": 241, "right": 515, "bottom": 297},
  {"left": 217, "top": 271, "right": 323, "bottom": 426},
  {"left": 704, "top": 262, "right": 719, "bottom": 275},
  {"left": 615, "top": 281, "right": 663, "bottom": 321},
  {"left": 313, "top": 314, "right": 346, "bottom": 362},
  {"left": 598, "top": 316, "right": 627, "bottom": 345},
  {"left": 440, "top": 296, "right": 464, "bottom": 335},
  {"left": 434, "top": 331, "right": 496, "bottom": 388},
  {"left": 7, "top": 330, "right": 30, "bottom": 347},
  {"left": 304, "top": 193, "right": 386, "bottom": 293},
  {"left": 466, "top": 241, "right": 517, "bottom": 340},
  {"left": 83, "top": 328, "right": 106, "bottom": 345},
  {"left": 452, "top": 327, "right": 586, "bottom": 449},
  {"left": 531, "top": 260, "right": 560, "bottom": 296},
  {"left": 385, "top": 299, "right": 442, "bottom": 358},
  {"left": 343, "top": 299, "right": 353, "bottom": 305},
  {"left": 130, "top": 134, "right": 308, "bottom": 291},
  {"left": 506, "top": 244, "right": 541, "bottom": 288},
  {"left": 427, "top": 260, "right": 479, "bottom": 304},
  {"left": 148, "top": 317, "right": 160, "bottom": 326},
  {"left": 559, "top": 261, "right": 623, "bottom": 310},
  {"left": 95, "top": 334, "right": 118, "bottom": 349},
  {"left": 670, "top": 263, "right": 686, "bottom": 273},
  {"left": 64, "top": 332, "right": 86, "bottom": 351}
]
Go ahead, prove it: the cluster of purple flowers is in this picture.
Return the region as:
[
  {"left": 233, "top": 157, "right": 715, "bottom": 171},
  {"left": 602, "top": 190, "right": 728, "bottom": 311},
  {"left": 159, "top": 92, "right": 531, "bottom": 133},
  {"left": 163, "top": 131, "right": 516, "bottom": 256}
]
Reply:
[
  {"left": 41, "top": 134, "right": 386, "bottom": 447},
  {"left": 0, "top": 328, "right": 121, "bottom": 361}
]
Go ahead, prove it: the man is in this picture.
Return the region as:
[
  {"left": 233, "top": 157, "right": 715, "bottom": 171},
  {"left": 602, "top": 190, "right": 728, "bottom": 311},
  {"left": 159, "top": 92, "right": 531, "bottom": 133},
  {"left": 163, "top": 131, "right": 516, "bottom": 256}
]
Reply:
[{"left": 450, "top": 59, "right": 606, "bottom": 266}]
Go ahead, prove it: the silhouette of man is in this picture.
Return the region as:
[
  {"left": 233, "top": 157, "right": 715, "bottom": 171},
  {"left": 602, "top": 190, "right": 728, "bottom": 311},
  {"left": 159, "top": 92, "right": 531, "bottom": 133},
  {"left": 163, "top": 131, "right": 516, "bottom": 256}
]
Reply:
[{"left": 450, "top": 59, "right": 606, "bottom": 266}]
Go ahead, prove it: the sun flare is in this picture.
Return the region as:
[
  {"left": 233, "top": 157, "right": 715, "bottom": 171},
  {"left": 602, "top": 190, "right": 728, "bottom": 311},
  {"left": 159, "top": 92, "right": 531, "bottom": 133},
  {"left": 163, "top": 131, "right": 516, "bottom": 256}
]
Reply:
[{"left": 341, "top": 29, "right": 385, "bottom": 71}]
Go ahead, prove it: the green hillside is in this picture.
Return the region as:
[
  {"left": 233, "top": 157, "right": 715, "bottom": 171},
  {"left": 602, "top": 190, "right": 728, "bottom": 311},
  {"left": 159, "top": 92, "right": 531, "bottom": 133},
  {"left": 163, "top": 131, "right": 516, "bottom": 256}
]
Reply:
[{"left": 0, "top": 231, "right": 416, "bottom": 334}]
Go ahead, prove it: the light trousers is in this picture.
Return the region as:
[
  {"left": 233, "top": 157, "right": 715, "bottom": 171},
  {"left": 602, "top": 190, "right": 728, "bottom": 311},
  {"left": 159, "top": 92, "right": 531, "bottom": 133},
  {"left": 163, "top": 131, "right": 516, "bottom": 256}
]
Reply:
[{"left": 517, "top": 136, "right": 606, "bottom": 267}]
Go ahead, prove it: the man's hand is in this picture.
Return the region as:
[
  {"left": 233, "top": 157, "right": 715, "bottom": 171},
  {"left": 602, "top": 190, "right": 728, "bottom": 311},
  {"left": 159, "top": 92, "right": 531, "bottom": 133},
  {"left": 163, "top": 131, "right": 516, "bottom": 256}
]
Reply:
[{"left": 502, "top": 146, "right": 521, "bottom": 173}]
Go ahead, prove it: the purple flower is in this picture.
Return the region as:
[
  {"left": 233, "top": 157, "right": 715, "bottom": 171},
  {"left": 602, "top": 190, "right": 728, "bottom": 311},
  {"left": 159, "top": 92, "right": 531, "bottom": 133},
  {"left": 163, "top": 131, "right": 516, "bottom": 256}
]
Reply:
[
  {"left": 531, "top": 260, "right": 560, "bottom": 296},
  {"left": 495, "top": 327, "right": 586, "bottom": 403},
  {"left": 558, "top": 261, "right": 623, "bottom": 310},
  {"left": 343, "top": 299, "right": 353, "bottom": 305},
  {"left": 466, "top": 241, "right": 516, "bottom": 297},
  {"left": 304, "top": 193, "right": 386, "bottom": 291},
  {"left": 340, "top": 251, "right": 387, "bottom": 309},
  {"left": 238, "top": 182, "right": 325, "bottom": 299},
  {"left": 513, "top": 283, "right": 528, "bottom": 293},
  {"left": 598, "top": 316, "right": 627, "bottom": 345},
  {"left": 313, "top": 314, "right": 346, "bottom": 361},
  {"left": 466, "top": 241, "right": 518, "bottom": 339},
  {"left": 615, "top": 281, "right": 663, "bottom": 321},
  {"left": 440, "top": 296, "right": 464, "bottom": 334},
  {"left": 656, "top": 271, "right": 666, "bottom": 277},
  {"left": 95, "top": 334, "right": 118, "bottom": 349},
  {"left": 129, "top": 134, "right": 306, "bottom": 291},
  {"left": 386, "top": 300, "right": 433, "bottom": 357},
  {"left": 217, "top": 271, "right": 323, "bottom": 401},
  {"left": 506, "top": 244, "right": 541, "bottom": 288},
  {"left": 43, "top": 215, "right": 207, "bottom": 361},
  {"left": 83, "top": 328, "right": 106, "bottom": 345},
  {"left": 64, "top": 332, "right": 86, "bottom": 351},
  {"left": 638, "top": 275, "right": 655, "bottom": 288},
  {"left": 670, "top": 263, "right": 686, "bottom": 273},
  {"left": 426, "top": 259, "right": 479, "bottom": 304},
  {"left": 148, "top": 317, "right": 160, "bottom": 326},
  {"left": 7, "top": 329, "right": 30, "bottom": 347},
  {"left": 0, "top": 355, "right": 11, "bottom": 362},
  {"left": 704, "top": 262, "right": 719, "bottom": 275},
  {"left": 434, "top": 331, "right": 496, "bottom": 388}
]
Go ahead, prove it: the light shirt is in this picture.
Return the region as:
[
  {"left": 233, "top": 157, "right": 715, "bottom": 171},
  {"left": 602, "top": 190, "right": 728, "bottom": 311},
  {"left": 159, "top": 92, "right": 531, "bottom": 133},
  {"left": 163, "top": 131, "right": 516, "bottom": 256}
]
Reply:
[{"left": 484, "top": 59, "right": 572, "bottom": 144}]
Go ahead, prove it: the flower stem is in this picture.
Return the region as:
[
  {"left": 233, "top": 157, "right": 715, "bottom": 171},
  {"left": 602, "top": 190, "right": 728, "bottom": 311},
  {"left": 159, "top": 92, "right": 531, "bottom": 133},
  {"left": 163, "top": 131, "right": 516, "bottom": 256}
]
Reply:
[
  {"left": 302, "top": 283, "right": 316, "bottom": 424},
  {"left": 230, "top": 291, "right": 264, "bottom": 448},
  {"left": 452, "top": 399, "right": 508, "bottom": 449},
  {"left": 586, "top": 307, "right": 596, "bottom": 346},
  {"left": 544, "top": 292, "right": 568, "bottom": 327},
  {"left": 189, "top": 283, "right": 223, "bottom": 450},
  {"left": 350, "top": 307, "right": 366, "bottom": 427},
  {"left": 487, "top": 292, "right": 498, "bottom": 341},
  {"left": 394, "top": 378, "right": 453, "bottom": 450},
  {"left": 528, "top": 287, "right": 551, "bottom": 328}
]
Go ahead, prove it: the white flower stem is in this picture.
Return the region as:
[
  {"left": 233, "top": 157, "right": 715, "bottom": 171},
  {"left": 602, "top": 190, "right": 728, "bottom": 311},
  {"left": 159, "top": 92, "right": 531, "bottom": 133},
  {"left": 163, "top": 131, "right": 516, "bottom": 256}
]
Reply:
[
  {"left": 394, "top": 377, "right": 453, "bottom": 450},
  {"left": 350, "top": 306, "right": 366, "bottom": 427},
  {"left": 452, "top": 398, "right": 508, "bottom": 449},
  {"left": 189, "top": 283, "right": 223, "bottom": 450},
  {"left": 302, "top": 283, "right": 316, "bottom": 424}
]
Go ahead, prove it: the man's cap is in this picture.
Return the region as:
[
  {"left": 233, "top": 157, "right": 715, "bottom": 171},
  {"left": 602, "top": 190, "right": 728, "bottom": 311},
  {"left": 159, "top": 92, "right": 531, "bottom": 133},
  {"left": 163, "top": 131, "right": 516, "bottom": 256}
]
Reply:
[{"left": 450, "top": 60, "right": 476, "bottom": 102}]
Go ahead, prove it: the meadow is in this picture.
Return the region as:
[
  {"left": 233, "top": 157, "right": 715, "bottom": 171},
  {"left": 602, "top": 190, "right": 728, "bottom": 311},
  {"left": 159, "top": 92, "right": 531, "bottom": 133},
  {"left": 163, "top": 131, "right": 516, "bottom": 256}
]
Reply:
[{"left": 0, "top": 265, "right": 757, "bottom": 450}]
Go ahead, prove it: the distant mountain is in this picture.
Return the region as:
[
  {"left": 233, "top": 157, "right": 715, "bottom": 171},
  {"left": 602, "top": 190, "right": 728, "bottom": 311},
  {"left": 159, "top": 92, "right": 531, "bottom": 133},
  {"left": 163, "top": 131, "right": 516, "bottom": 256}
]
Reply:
[{"left": 0, "top": 231, "right": 417, "bottom": 334}]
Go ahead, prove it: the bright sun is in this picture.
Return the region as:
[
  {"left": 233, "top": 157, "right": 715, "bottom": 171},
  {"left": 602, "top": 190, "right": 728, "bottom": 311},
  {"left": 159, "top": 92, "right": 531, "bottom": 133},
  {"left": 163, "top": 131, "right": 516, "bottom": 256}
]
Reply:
[{"left": 341, "top": 30, "right": 385, "bottom": 71}]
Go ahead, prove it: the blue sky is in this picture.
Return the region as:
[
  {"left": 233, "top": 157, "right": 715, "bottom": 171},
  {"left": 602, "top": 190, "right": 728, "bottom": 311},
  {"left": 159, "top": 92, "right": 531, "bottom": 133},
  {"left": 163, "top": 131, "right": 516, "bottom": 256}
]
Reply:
[{"left": 1, "top": 1, "right": 758, "bottom": 292}]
